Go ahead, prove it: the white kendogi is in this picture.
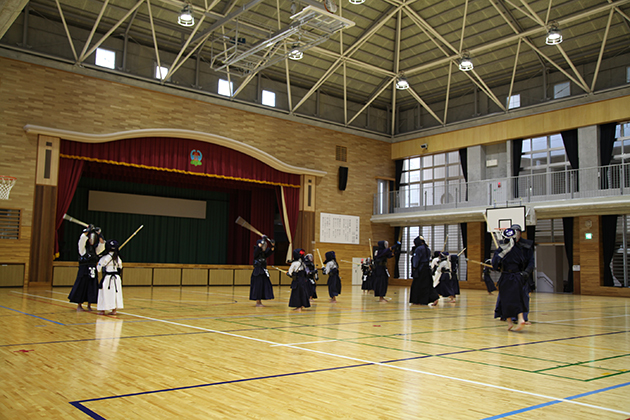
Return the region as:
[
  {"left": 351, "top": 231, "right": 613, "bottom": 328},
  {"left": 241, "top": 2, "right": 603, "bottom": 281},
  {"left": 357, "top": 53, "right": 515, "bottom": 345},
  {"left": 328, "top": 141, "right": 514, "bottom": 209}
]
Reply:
[{"left": 97, "top": 240, "right": 124, "bottom": 314}]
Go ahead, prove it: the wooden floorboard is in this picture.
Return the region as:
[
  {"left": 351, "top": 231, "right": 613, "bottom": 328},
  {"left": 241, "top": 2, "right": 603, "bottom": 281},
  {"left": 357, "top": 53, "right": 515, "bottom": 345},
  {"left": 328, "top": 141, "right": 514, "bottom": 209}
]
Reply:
[{"left": 1, "top": 285, "right": 629, "bottom": 419}]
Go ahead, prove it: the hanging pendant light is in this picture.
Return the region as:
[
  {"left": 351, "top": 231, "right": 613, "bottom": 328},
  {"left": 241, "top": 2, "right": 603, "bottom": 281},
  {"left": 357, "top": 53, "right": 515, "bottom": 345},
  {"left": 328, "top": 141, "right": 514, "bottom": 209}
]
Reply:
[{"left": 178, "top": 4, "right": 195, "bottom": 27}]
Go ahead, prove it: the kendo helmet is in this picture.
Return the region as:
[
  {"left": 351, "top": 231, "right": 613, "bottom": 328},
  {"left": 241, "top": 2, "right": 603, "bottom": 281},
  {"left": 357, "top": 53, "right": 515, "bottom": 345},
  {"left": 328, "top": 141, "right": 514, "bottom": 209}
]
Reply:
[
  {"left": 325, "top": 251, "right": 336, "bottom": 262},
  {"left": 105, "top": 239, "right": 119, "bottom": 253},
  {"left": 502, "top": 224, "right": 522, "bottom": 239}
]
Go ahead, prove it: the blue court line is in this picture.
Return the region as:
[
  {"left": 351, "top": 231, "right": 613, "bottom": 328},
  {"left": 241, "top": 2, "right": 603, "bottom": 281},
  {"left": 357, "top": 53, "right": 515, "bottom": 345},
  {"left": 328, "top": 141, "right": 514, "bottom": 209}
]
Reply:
[
  {"left": 482, "top": 381, "right": 630, "bottom": 419},
  {"left": 70, "top": 363, "right": 372, "bottom": 419},
  {"left": 0, "top": 305, "right": 65, "bottom": 326}
]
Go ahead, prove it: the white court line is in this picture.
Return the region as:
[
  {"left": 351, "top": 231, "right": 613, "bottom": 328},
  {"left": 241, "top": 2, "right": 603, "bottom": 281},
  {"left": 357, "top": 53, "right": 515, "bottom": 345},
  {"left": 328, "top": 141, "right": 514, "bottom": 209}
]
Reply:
[
  {"left": 536, "top": 314, "right": 630, "bottom": 324},
  {"left": 11, "top": 291, "right": 630, "bottom": 416},
  {"left": 271, "top": 340, "right": 338, "bottom": 347}
]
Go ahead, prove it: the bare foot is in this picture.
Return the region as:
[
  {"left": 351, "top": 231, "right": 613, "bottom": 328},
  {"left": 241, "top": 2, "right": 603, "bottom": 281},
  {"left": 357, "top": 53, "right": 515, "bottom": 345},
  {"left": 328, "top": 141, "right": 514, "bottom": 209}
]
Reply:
[
  {"left": 523, "top": 321, "right": 531, "bottom": 325},
  {"left": 514, "top": 322, "right": 526, "bottom": 331},
  {"left": 87, "top": 306, "right": 93, "bottom": 311},
  {"left": 293, "top": 307, "right": 302, "bottom": 312},
  {"left": 429, "top": 299, "right": 439, "bottom": 307},
  {"left": 111, "top": 310, "right": 117, "bottom": 315},
  {"left": 329, "top": 299, "right": 337, "bottom": 303},
  {"left": 77, "top": 306, "right": 85, "bottom": 312},
  {"left": 379, "top": 297, "right": 388, "bottom": 303},
  {"left": 255, "top": 303, "right": 265, "bottom": 307},
  {"left": 98, "top": 311, "right": 105, "bottom": 315},
  {"left": 507, "top": 319, "right": 514, "bottom": 331}
]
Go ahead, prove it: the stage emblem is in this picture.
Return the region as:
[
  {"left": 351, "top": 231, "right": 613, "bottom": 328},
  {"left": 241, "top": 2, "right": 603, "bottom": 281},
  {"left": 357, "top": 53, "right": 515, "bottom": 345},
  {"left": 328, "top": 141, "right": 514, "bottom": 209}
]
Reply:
[{"left": 190, "top": 149, "right": 203, "bottom": 166}]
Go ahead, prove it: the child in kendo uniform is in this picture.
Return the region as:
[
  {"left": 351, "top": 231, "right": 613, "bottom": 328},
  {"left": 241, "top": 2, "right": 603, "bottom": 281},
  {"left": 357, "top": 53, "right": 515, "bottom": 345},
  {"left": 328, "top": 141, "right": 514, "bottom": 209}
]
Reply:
[
  {"left": 97, "top": 239, "right": 124, "bottom": 315},
  {"left": 287, "top": 249, "right": 310, "bottom": 312},
  {"left": 322, "top": 251, "right": 341, "bottom": 303}
]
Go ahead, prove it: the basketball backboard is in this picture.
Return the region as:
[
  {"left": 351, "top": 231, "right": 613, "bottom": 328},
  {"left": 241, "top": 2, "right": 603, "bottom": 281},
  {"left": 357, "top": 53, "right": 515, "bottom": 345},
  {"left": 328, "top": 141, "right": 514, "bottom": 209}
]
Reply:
[{"left": 485, "top": 206, "right": 526, "bottom": 233}]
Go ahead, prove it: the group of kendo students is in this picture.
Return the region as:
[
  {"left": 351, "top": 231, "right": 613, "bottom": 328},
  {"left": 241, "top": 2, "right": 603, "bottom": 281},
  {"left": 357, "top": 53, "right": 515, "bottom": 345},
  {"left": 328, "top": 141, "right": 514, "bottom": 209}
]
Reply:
[
  {"left": 408, "top": 224, "right": 536, "bottom": 332},
  {"left": 407, "top": 236, "right": 461, "bottom": 307},
  {"left": 249, "top": 235, "right": 341, "bottom": 312},
  {"left": 67, "top": 225, "right": 124, "bottom": 316},
  {"left": 250, "top": 237, "right": 407, "bottom": 311}
]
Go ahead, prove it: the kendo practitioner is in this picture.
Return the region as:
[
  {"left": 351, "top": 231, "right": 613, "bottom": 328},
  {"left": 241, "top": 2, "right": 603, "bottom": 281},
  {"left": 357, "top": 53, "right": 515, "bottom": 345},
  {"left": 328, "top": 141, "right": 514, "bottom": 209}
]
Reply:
[
  {"left": 249, "top": 235, "right": 275, "bottom": 307},
  {"left": 483, "top": 259, "right": 497, "bottom": 294},
  {"left": 372, "top": 240, "right": 399, "bottom": 303},
  {"left": 492, "top": 224, "right": 535, "bottom": 331},
  {"left": 360, "top": 258, "right": 373, "bottom": 294},
  {"left": 97, "top": 239, "right": 123, "bottom": 316},
  {"left": 409, "top": 236, "right": 439, "bottom": 306},
  {"left": 287, "top": 249, "right": 310, "bottom": 312},
  {"left": 304, "top": 253, "right": 319, "bottom": 300},
  {"left": 434, "top": 252, "right": 456, "bottom": 302},
  {"left": 68, "top": 224, "right": 105, "bottom": 311},
  {"left": 322, "top": 251, "right": 341, "bottom": 303}
]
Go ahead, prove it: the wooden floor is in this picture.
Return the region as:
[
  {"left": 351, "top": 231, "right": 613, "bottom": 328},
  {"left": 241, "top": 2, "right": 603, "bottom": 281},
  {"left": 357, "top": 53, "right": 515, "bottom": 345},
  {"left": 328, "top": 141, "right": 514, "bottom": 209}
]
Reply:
[{"left": 1, "top": 284, "right": 630, "bottom": 420}]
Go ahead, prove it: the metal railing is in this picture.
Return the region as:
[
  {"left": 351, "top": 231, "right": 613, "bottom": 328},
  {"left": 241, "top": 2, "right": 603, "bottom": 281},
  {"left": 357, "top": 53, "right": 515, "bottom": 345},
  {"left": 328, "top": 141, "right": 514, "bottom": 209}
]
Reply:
[{"left": 374, "top": 163, "right": 630, "bottom": 215}]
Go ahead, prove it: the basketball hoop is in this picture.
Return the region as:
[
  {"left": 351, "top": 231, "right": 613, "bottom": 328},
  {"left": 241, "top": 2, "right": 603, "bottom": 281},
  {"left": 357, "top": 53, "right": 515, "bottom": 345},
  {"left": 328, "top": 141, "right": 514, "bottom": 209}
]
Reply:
[{"left": 0, "top": 176, "right": 16, "bottom": 200}]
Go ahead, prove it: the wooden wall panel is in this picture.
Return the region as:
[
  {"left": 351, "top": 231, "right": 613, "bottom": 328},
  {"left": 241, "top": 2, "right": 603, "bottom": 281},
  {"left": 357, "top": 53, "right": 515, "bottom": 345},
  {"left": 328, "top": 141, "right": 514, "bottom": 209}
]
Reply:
[
  {"left": 233, "top": 270, "right": 251, "bottom": 285},
  {"left": 209, "top": 270, "right": 233, "bottom": 285},
  {"left": 123, "top": 268, "right": 153, "bottom": 286},
  {"left": 462, "top": 222, "right": 486, "bottom": 290},
  {"left": 182, "top": 268, "right": 209, "bottom": 285},
  {"left": 153, "top": 268, "right": 182, "bottom": 286},
  {"left": 28, "top": 185, "right": 56, "bottom": 285},
  {"left": 52, "top": 266, "right": 77, "bottom": 286},
  {"left": 0, "top": 264, "right": 25, "bottom": 287},
  {"left": 392, "top": 95, "right": 630, "bottom": 159}
]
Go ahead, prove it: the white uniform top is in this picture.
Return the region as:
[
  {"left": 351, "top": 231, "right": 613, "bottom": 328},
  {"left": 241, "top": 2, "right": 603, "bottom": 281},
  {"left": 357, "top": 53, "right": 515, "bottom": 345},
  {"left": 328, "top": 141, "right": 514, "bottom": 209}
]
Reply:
[
  {"left": 323, "top": 260, "right": 337, "bottom": 275},
  {"left": 287, "top": 260, "right": 304, "bottom": 276},
  {"left": 97, "top": 253, "right": 124, "bottom": 311},
  {"left": 78, "top": 233, "right": 105, "bottom": 257}
]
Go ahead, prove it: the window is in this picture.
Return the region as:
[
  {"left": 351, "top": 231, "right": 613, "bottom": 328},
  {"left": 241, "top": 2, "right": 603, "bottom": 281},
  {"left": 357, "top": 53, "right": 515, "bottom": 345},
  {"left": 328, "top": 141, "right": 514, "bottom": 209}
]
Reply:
[
  {"left": 508, "top": 94, "right": 520, "bottom": 109},
  {"left": 261, "top": 90, "right": 276, "bottom": 107},
  {"left": 95, "top": 48, "right": 116, "bottom": 69},
  {"left": 553, "top": 82, "right": 570, "bottom": 99},
  {"left": 336, "top": 145, "right": 347, "bottom": 162},
  {"left": 607, "top": 122, "right": 630, "bottom": 189},
  {"left": 155, "top": 65, "right": 169, "bottom": 80},
  {"left": 398, "top": 224, "right": 467, "bottom": 281},
  {"left": 375, "top": 179, "right": 390, "bottom": 215},
  {"left": 627, "top": 67, "right": 630, "bottom": 84},
  {"left": 519, "top": 134, "right": 572, "bottom": 196},
  {"left": 218, "top": 79, "right": 233, "bottom": 97},
  {"left": 399, "top": 152, "right": 464, "bottom": 208},
  {"left": 0, "top": 208, "right": 21, "bottom": 239}
]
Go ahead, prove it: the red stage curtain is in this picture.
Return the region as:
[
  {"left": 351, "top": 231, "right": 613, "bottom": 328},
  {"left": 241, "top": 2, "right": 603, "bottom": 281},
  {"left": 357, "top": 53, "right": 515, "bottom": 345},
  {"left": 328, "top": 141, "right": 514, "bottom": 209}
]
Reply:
[
  {"left": 60, "top": 138, "right": 300, "bottom": 188},
  {"left": 250, "top": 187, "right": 276, "bottom": 265},
  {"left": 55, "top": 158, "right": 84, "bottom": 256}
]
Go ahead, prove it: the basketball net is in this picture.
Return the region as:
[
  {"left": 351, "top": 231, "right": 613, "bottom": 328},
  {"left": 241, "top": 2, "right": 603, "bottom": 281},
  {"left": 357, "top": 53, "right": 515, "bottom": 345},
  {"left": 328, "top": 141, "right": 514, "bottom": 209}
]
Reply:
[{"left": 0, "top": 176, "right": 16, "bottom": 200}]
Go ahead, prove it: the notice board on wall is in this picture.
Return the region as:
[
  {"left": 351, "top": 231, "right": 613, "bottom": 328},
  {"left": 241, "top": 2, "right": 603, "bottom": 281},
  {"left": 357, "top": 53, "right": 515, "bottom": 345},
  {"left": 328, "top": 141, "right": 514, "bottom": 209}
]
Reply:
[{"left": 320, "top": 212, "right": 360, "bottom": 244}]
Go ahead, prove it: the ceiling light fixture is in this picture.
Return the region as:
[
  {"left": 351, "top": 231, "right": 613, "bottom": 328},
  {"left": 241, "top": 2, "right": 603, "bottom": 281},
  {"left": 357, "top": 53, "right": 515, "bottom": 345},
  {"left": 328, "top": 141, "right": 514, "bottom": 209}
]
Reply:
[
  {"left": 546, "top": 23, "right": 563, "bottom": 45},
  {"left": 458, "top": 52, "right": 473, "bottom": 71},
  {"left": 395, "top": 76, "right": 409, "bottom": 90},
  {"left": 349, "top": 0, "right": 365, "bottom": 4},
  {"left": 178, "top": 4, "right": 195, "bottom": 27},
  {"left": 288, "top": 43, "right": 303, "bottom": 60}
]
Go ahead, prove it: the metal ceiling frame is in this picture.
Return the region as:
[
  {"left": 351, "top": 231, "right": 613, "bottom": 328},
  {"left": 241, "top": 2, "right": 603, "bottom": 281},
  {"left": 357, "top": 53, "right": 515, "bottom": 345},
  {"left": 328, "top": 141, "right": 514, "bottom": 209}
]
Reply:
[{"left": 5, "top": 0, "right": 630, "bottom": 138}]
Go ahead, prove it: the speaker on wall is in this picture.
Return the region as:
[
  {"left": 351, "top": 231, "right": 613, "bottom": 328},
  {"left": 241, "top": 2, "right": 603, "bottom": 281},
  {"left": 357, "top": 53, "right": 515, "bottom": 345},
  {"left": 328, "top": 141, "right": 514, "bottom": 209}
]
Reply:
[{"left": 338, "top": 166, "right": 348, "bottom": 191}]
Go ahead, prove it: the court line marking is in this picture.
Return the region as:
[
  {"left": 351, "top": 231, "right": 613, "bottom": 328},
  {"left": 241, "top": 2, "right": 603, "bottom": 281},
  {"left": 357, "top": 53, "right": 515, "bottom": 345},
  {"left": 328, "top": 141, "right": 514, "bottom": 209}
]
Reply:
[
  {"left": 0, "top": 305, "right": 65, "bottom": 326},
  {"left": 11, "top": 291, "right": 630, "bottom": 416},
  {"left": 271, "top": 339, "right": 338, "bottom": 346},
  {"left": 115, "top": 310, "right": 630, "bottom": 417},
  {"left": 482, "top": 381, "right": 630, "bottom": 419}
]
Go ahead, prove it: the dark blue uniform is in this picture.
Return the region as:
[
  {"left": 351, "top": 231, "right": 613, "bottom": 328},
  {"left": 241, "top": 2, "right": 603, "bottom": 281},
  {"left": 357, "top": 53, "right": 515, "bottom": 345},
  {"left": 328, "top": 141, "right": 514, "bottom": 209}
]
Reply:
[
  {"left": 409, "top": 237, "right": 439, "bottom": 305},
  {"left": 492, "top": 237, "right": 535, "bottom": 320}
]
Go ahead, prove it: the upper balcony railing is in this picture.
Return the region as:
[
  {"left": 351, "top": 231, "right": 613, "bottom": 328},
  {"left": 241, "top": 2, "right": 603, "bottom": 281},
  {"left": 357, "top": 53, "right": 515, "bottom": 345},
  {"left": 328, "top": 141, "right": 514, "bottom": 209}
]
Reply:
[{"left": 374, "top": 163, "right": 630, "bottom": 215}]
